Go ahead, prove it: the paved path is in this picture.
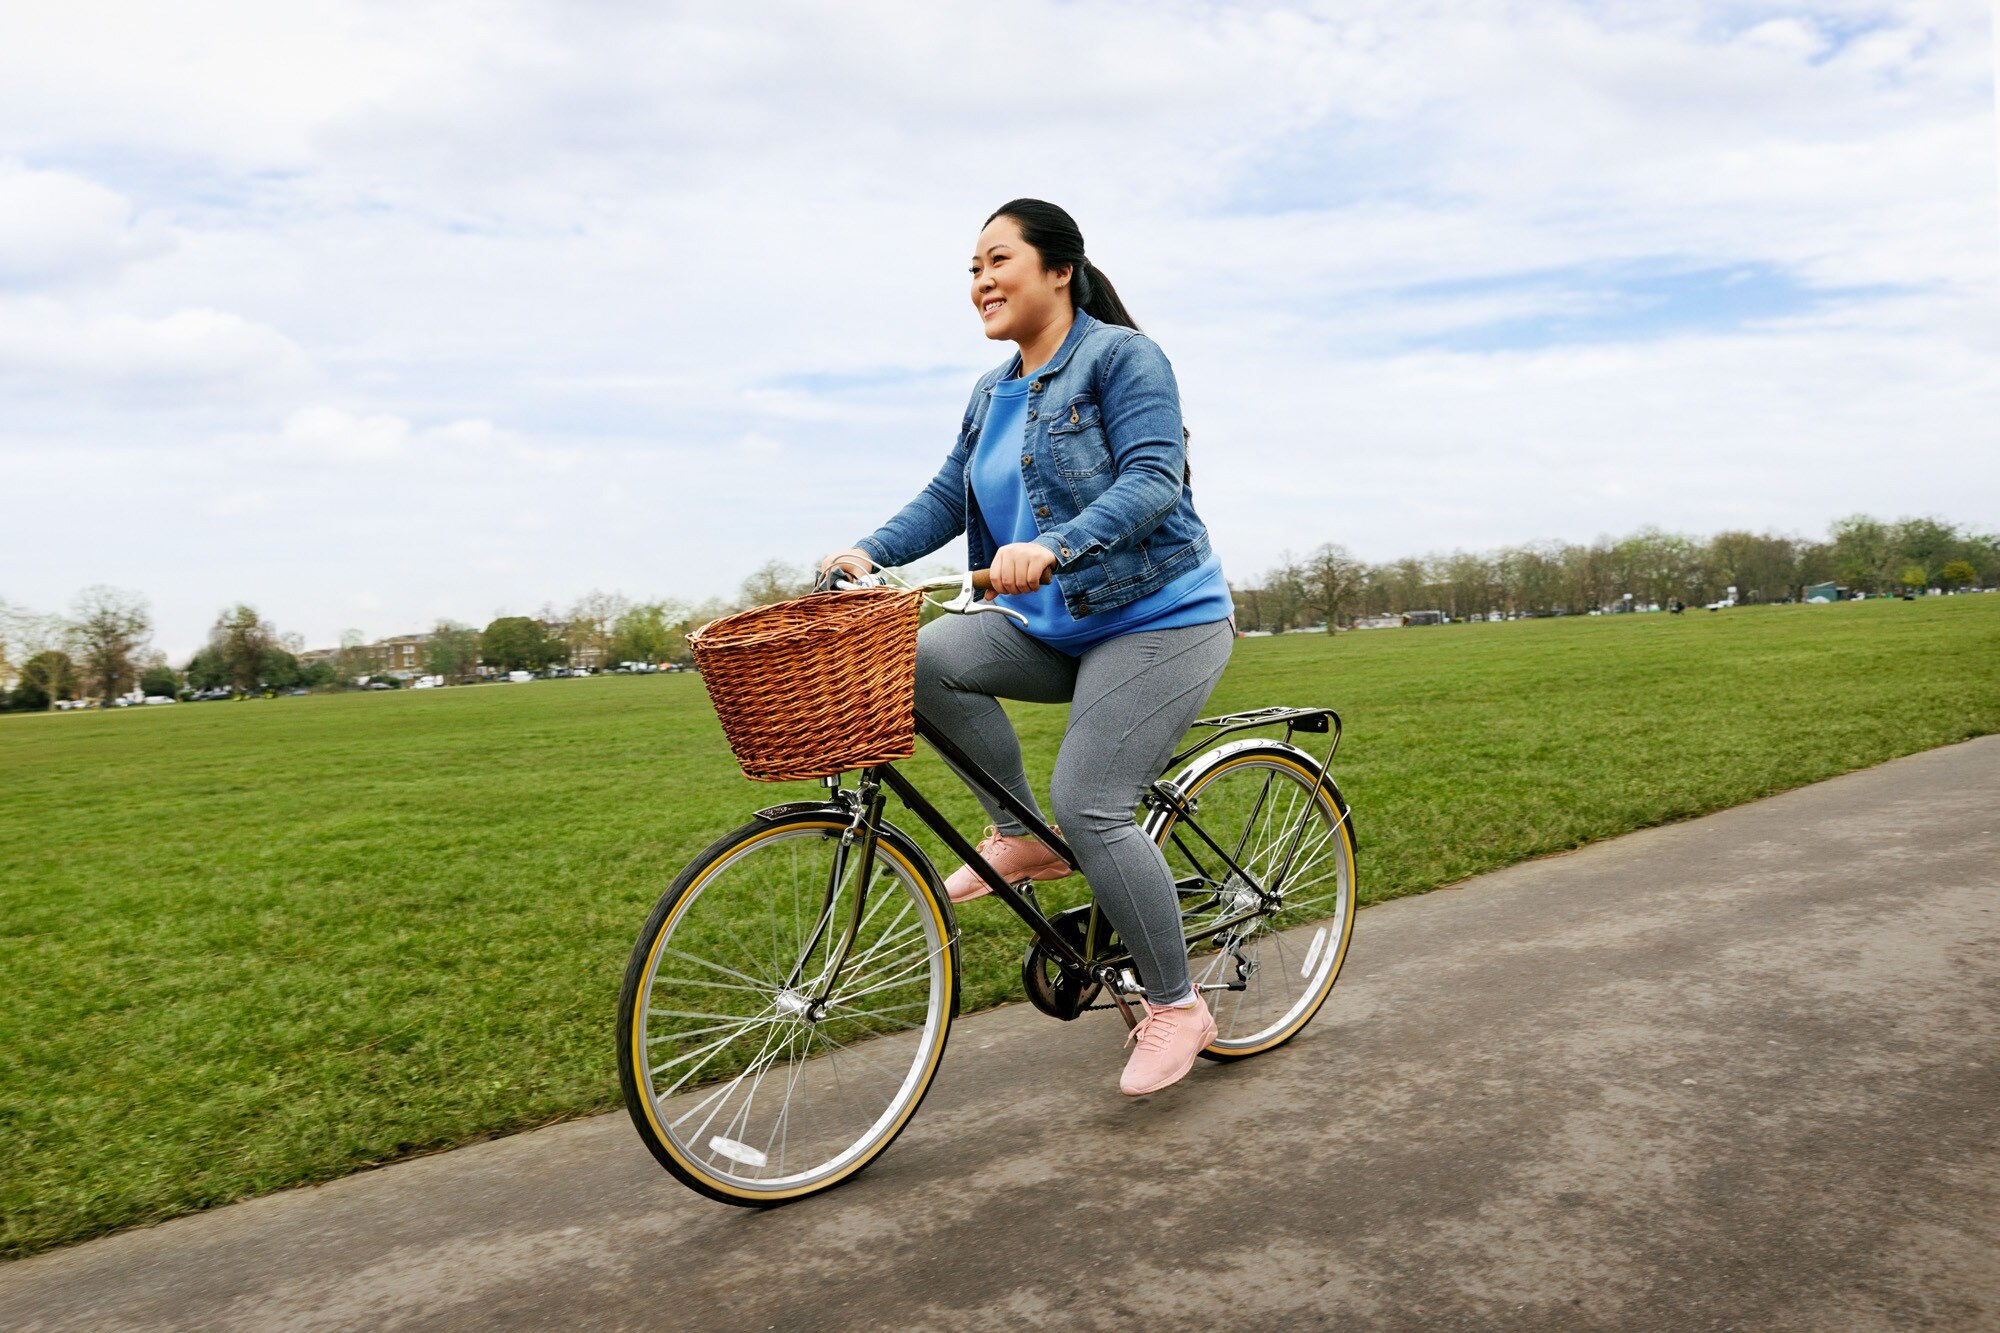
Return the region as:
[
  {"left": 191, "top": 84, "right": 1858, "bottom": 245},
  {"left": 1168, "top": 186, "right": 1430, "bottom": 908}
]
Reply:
[{"left": 5, "top": 737, "right": 1997, "bottom": 1331}]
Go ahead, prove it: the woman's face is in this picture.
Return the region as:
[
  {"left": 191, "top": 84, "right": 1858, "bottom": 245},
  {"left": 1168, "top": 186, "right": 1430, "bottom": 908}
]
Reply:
[{"left": 969, "top": 215, "right": 1071, "bottom": 344}]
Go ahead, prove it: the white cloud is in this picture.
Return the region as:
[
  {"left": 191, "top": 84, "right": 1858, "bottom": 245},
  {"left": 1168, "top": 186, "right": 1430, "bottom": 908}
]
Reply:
[
  {"left": 236, "top": 406, "right": 512, "bottom": 465},
  {"left": 0, "top": 299, "right": 307, "bottom": 397},
  {"left": 0, "top": 160, "right": 167, "bottom": 285},
  {"left": 0, "top": 1, "right": 1992, "bottom": 658}
]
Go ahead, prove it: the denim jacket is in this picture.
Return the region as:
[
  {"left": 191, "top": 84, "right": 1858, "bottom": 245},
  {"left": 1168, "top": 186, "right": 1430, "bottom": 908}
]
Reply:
[{"left": 855, "top": 311, "right": 1213, "bottom": 619}]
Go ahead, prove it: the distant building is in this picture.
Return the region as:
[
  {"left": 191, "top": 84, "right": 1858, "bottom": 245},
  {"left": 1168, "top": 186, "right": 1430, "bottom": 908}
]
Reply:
[{"left": 369, "top": 633, "right": 433, "bottom": 679}]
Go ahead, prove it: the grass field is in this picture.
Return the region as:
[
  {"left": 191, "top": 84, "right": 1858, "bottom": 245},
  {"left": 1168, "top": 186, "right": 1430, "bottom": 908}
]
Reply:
[{"left": 3, "top": 595, "right": 1997, "bottom": 1257}]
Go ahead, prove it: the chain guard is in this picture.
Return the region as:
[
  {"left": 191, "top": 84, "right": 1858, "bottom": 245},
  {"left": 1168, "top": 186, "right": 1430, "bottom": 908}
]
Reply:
[{"left": 1022, "top": 904, "right": 1119, "bottom": 1021}]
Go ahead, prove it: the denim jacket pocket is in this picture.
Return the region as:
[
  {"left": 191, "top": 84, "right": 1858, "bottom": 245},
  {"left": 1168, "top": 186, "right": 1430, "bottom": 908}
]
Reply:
[{"left": 1045, "top": 395, "right": 1108, "bottom": 479}]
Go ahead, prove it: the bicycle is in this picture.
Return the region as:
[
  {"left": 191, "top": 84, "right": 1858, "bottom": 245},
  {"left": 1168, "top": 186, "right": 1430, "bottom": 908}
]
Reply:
[{"left": 616, "top": 569, "right": 1358, "bottom": 1205}]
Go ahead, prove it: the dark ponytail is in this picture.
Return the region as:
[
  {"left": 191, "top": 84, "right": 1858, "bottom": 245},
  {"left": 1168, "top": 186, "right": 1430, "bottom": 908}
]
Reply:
[
  {"left": 984, "top": 198, "right": 1140, "bottom": 330},
  {"left": 985, "top": 198, "right": 1189, "bottom": 482}
]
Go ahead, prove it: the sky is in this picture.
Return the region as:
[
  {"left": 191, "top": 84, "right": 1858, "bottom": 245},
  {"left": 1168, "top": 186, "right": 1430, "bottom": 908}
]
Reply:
[{"left": 2, "top": 1, "right": 1996, "bottom": 661}]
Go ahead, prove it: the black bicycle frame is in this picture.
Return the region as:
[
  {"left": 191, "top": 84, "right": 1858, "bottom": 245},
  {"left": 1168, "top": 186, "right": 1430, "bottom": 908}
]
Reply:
[{"left": 796, "top": 703, "right": 1345, "bottom": 1005}]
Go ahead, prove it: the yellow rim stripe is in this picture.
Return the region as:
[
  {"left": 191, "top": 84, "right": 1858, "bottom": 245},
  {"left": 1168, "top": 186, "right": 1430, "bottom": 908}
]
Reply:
[
  {"left": 1158, "top": 752, "right": 1357, "bottom": 1056},
  {"left": 630, "top": 820, "right": 953, "bottom": 1201}
]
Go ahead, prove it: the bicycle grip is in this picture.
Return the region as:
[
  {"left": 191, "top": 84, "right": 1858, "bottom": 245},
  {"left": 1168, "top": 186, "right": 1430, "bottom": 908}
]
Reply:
[{"left": 970, "top": 567, "right": 1054, "bottom": 593}]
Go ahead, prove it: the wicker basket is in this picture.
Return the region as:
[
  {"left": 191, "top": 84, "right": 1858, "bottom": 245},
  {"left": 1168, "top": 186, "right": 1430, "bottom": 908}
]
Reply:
[{"left": 688, "top": 586, "right": 926, "bottom": 782}]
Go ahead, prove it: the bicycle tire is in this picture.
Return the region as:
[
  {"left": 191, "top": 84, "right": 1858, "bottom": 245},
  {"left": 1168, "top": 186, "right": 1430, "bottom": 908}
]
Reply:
[
  {"left": 1148, "top": 741, "right": 1357, "bottom": 1060},
  {"left": 617, "top": 809, "right": 959, "bottom": 1205}
]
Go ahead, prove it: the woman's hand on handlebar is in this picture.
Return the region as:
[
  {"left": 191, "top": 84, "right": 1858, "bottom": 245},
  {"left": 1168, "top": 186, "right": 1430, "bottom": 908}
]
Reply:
[
  {"left": 817, "top": 547, "right": 876, "bottom": 588},
  {"left": 985, "top": 542, "right": 1057, "bottom": 597}
]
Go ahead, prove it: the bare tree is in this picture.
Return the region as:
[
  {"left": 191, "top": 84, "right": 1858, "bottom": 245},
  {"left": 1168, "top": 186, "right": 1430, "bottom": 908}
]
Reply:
[
  {"left": 8, "top": 610, "right": 73, "bottom": 709},
  {"left": 1300, "top": 543, "right": 1365, "bottom": 632},
  {"left": 562, "top": 590, "right": 629, "bottom": 670},
  {"left": 739, "top": 560, "right": 814, "bottom": 608},
  {"left": 0, "top": 598, "right": 20, "bottom": 691},
  {"left": 334, "top": 628, "right": 370, "bottom": 685},
  {"left": 67, "top": 586, "right": 153, "bottom": 705}
]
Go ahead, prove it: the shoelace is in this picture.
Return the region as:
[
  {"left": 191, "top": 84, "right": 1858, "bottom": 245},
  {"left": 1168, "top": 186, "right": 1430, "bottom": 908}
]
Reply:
[{"left": 1125, "top": 1008, "right": 1177, "bottom": 1052}]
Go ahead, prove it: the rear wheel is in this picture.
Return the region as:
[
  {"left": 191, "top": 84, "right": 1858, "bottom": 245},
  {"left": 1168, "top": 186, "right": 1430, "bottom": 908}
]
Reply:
[
  {"left": 1151, "top": 745, "right": 1356, "bottom": 1059},
  {"left": 617, "top": 812, "right": 957, "bottom": 1204}
]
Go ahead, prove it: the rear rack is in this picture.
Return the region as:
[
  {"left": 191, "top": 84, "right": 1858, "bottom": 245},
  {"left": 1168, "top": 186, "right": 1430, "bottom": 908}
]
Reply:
[{"left": 1168, "top": 706, "right": 1342, "bottom": 771}]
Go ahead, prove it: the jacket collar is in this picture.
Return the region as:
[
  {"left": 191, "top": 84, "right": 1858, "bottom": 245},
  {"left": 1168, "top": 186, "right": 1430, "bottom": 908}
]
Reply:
[{"left": 987, "top": 310, "right": 1098, "bottom": 392}]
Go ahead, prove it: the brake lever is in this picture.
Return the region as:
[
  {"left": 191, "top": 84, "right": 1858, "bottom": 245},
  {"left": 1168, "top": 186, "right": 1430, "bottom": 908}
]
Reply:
[{"left": 929, "top": 572, "right": 1029, "bottom": 625}]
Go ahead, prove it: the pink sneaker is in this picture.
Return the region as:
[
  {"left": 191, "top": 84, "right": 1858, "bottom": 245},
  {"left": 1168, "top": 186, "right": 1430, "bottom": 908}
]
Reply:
[
  {"left": 944, "top": 825, "right": 1072, "bottom": 904},
  {"left": 1119, "top": 996, "right": 1218, "bottom": 1096}
]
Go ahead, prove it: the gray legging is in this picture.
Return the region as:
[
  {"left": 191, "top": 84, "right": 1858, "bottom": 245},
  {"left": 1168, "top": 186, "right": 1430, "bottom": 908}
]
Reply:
[{"left": 914, "top": 610, "right": 1234, "bottom": 1006}]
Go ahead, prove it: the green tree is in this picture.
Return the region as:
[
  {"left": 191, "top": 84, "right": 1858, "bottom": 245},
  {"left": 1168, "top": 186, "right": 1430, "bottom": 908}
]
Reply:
[
  {"left": 608, "top": 601, "right": 687, "bottom": 665},
  {"left": 210, "top": 605, "right": 275, "bottom": 695},
  {"left": 184, "top": 646, "right": 227, "bottom": 691},
  {"left": 139, "top": 664, "right": 181, "bottom": 698},
  {"left": 1831, "top": 515, "right": 1893, "bottom": 593},
  {"left": 481, "top": 616, "right": 563, "bottom": 672},
  {"left": 425, "top": 621, "right": 481, "bottom": 683},
  {"left": 1939, "top": 560, "right": 1977, "bottom": 590},
  {"left": 1889, "top": 516, "right": 1959, "bottom": 576},
  {"left": 1898, "top": 564, "right": 1928, "bottom": 592},
  {"left": 258, "top": 646, "right": 302, "bottom": 690},
  {"left": 14, "top": 650, "right": 76, "bottom": 711}
]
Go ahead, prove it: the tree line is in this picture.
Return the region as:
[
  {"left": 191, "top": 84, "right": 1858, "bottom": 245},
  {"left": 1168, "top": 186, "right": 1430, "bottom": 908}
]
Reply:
[
  {"left": 5, "top": 516, "right": 1992, "bottom": 711},
  {"left": 1228, "top": 514, "right": 1997, "bottom": 633},
  {"left": 0, "top": 559, "right": 825, "bottom": 711}
]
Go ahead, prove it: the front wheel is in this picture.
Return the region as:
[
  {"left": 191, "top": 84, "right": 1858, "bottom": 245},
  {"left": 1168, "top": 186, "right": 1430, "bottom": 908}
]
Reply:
[
  {"left": 617, "top": 811, "right": 958, "bottom": 1205},
  {"left": 1151, "top": 743, "right": 1357, "bottom": 1059}
]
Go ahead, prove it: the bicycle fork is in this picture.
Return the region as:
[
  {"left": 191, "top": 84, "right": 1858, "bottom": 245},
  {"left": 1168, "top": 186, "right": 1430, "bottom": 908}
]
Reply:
[{"left": 782, "top": 773, "right": 888, "bottom": 1014}]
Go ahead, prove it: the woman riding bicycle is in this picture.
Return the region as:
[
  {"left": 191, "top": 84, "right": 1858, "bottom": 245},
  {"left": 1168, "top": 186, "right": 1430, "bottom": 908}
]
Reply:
[{"left": 820, "top": 199, "right": 1235, "bottom": 1097}]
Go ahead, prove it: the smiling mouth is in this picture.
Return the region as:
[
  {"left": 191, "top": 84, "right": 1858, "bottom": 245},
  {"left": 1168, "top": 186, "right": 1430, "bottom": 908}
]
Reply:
[{"left": 981, "top": 298, "right": 1006, "bottom": 317}]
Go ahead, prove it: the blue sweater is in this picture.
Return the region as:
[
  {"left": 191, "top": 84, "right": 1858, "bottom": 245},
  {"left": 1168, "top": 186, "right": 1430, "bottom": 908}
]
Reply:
[{"left": 970, "top": 374, "right": 1232, "bottom": 654}]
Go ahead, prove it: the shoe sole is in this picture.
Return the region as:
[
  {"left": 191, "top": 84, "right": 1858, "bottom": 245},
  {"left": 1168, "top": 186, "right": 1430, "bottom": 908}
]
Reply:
[{"left": 945, "top": 864, "right": 1074, "bottom": 904}]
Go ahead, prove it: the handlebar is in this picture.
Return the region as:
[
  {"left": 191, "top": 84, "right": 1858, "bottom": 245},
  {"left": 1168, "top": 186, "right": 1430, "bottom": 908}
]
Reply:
[
  {"left": 966, "top": 567, "right": 1053, "bottom": 592},
  {"left": 818, "top": 561, "right": 1052, "bottom": 625},
  {"left": 819, "top": 564, "right": 1051, "bottom": 594}
]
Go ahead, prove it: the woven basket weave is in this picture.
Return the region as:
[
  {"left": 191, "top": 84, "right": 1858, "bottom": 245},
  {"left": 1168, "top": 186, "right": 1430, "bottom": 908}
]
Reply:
[{"left": 688, "top": 587, "right": 926, "bottom": 782}]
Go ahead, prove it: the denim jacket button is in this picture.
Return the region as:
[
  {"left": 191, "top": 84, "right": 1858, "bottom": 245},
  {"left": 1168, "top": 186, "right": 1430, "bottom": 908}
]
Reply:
[
  {"left": 1027, "top": 409, "right": 1037, "bottom": 421},
  {"left": 1036, "top": 506, "right": 1050, "bottom": 518},
  {"left": 1021, "top": 454, "right": 1031, "bottom": 466},
  {"left": 1030, "top": 381, "right": 1043, "bottom": 392}
]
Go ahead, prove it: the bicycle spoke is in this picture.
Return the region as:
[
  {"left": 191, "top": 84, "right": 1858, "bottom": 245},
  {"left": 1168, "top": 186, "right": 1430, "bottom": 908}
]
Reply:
[
  {"left": 1153, "top": 754, "right": 1353, "bottom": 1052},
  {"left": 662, "top": 947, "right": 778, "bottom": 993},
  {"left": 830, "top": 940, "right": 950, "bottom": 1005},
  {"left": 624, "top": 819, "right": 950, "bottom": 1196}
]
